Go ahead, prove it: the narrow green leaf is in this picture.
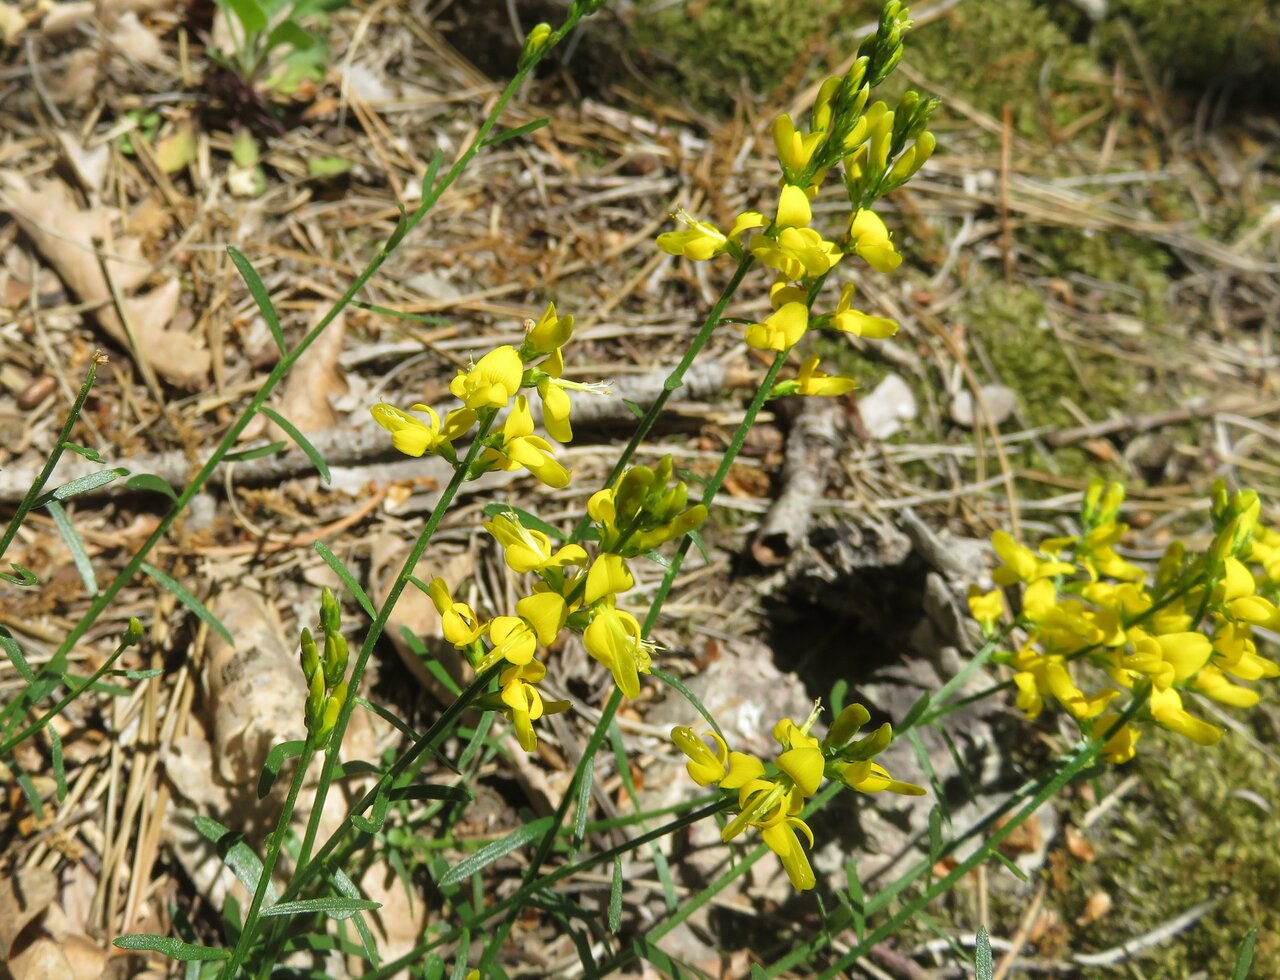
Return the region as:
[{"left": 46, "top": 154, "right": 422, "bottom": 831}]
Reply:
[
  {"left": 15, "top": 768, "right": 45, "bottom": 821},
  {"left": 222, "top": 0, "right": 268, "bottom": 33},
  {"left": 448, "top": 927, "right": 470, "bottom": 980},
  {"left": 259, "top": 406, "right": 331, "bottom": 484},
  {"left": 351, "top": 788, "right": 390, "bottom": 834},
  {"left": 1, "top": 563, "right": 39, "bottom": 586},
  {"left": 481, "top": 503, "right": 565, "bottom": 541},
  {"left": 355, "top": 695, "right": 420, "bottom": 741},
  {"left": 46, "top": 500, "right": 97, "bottom": 595},
  {"left": 482, "top": 117, "right": 549, "bottom": 147},
  {"left": 1, "top": 630, "right": 36, "bottom": 683},
  {"left": 33, "top": 467, "right": 128, "bottom": 507},
  {"left": 651, "top": 668, "right": 726, "bottom": 743},
  {"left": 421, "top": 149, "right": 444, "bottom": 200},
  {"left": 113, "top": 935, "right": 231, "bottom": 961},
  {"left": 227, "top": 245, "right": 285, "bottom": 353},
  {"left": 975, "top": 926, "right": 993, "bottom": 979},
  {"left": 989, "top": 847, "right": 1029, "bottom": 882},
  {"left": 1233, "top": 925, "right": 1258, "bottom": 980},
  {"left": 108, "top": 667, "right": 165, "bottom": 680},
  {"left": 258, "top": 739, "right": 307, "bottom": 798},
  {"left": 927, "top": 804, "right": 944, "bottom": 861},
  {"left": 62, "top": 441, "right": 103, "bottom": 463},
  {"left": 258, "top": 896, "right": 381, "bottom": 918},
  {"left": 125, "top": 473, "right": 179, "bottom": 503},
  {"left": 141, "top": 562, "right": 233, "bottom": 645},
  {"left": 193, "top": 815, "right": 278, "bottom": 905},
  {"left": 609, "top": 855, "right": 623, "bottom": 933},
  {"left": 686, "top": 527, "right": 710, "bottom": 562},
  {"left": 829, "top": 678, "right": 848, "bottom": 716},
  {"left": 389, "top": 784, "right": 472, "bottom": 804},
  {"left": 314, "top": 542, "right": 376, "bottom": 618},
  {"left": 331, "top": 869, "right": 380, "bottom": 963},
  {"left": 572, "top": 754, "right": 594, "bottom": 846},
  {"left": 845, "top": 858, "right": 865, "bottom": 943},
  {"left": 439, "top": 817, "right": 554, "bottom": 886},
  {"left": 622, "top": 399, "right": 645, "bottom": 419},
  {"left": 307, "top": 155, "right": 353, "bottom": 178},
  {"left": 224, "top": 440, "right": 287, "bottom": 462},
  {"left": 900, "top": 691, "right": 932, "bottom": 732},
  {"left": 48, "top": 725, "right": 67, "bottom": 802}
]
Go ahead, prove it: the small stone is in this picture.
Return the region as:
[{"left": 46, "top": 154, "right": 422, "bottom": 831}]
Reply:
[
  {"left": 950, "top": 384, "right": 1017, "bottom": 428},
  {"left": 858, "top": 373, "right": 916, "bottom": 440}
]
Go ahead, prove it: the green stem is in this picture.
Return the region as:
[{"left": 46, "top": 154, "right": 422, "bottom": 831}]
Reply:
[
  {"left": 364, "top": 797, "right": 734, "bottom": 979},
  {"left": 0, "top": 356, "right": 100, "bottom": 565},
  {"left": 643, "top": 349, "right": 789, "bottom": 636},
  {"left": 221, "top": 740, "right": 315, "bottom": 979},
  {"left": 570, "top": 254, "right": 754, "bottom": 539}
]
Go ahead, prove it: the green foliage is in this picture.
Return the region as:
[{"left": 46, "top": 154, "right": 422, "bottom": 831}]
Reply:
[
  {"left": 1108, "top": 0, "right": 1280, "bottom": 93},
  {"left": 632, "top": 0, "right": 861, "bottom": 112},
  {"left": 210, "top": 0, "right": 348, "bottom": 94},
  {"left": 1071, "top": 730, "right": 1280, "bottom": 973},
  {"left": 1026, "top": 228, "right": 1174, "bottom": 320}
]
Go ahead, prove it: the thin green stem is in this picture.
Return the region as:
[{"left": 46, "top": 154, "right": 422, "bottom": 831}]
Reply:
[
  {"left": 222, "top": 740, "right": 315, "bottom": 979},
  {"left": 0, "top": 630, "right": 133, "bottom": 755},
  {"left": 365, "top": 797, "right": 734, "bottom": 979},
  {"left": 643, "top": 349, "right": 789, "bottom": 635},
  {"left": 0, "top": 356, "right": 100, "bottom": 564},
  {"left": 570, "top": 254, "right": 754, "bottom": 539}
]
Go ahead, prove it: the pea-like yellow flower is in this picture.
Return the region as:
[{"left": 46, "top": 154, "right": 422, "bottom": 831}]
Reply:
[
  {"left": 582, "top": 604, "right": 653, "bottom": 698},
  {"left": 848, "top": 209, "right": 902, "bottom": 273},
  {"left": 1148, "top": 686, "right": 1221, "bottom": 745},
  {"left": 426, "top": 577, "right": 487, "bottom": 647},
  {"left": 761, "top": 813, "right": 817, "bottom": 891},
  {"left": 671, "top": 727, "right": 728, "bottom": 786},
  {"left": 789, "top": 355, "right": 857, "bottom": 397},
  {"left": 1095, "top": 712, "right": 1141, "bottom": 764},
  {"left": 967, "top": 586, "right": 1005, "bottom": 635},
  {"left": 991, "top": 530, "right": 1076, "bottom": 586},
  {"left": 745, "top": 301, "right": 809, "bottom": 352},
  {"left": 450, "top": 345, "right": 524, "bottom": 410},
  {"left": 772, "top": 114, "right": 825, "bottom": 175},
  {"left": 749, "top": 186, "right": 843, "bottom": 281},
  {"left": 832, "top": 760, "right": 926, "bottom": 795},
  {"left": 483, "top": 511, "right": 587, "bottom": 575},
  {"left": 828, "top": 282, "right": 898, "bottom": 338},
  {"left": 585, "top": 553, "right": 634, "bottom": 603},
  {"left": 482, "top": 592, "right": 568, "bottom": 669},
  {"left": 484, "top": 396, "right": 570, "bottom": 488},
  {"left": 657, "top": 210, "right": 730, "bottom": 261},
  {"left": 370, "top": 403, "right": 477, "bottom": 457},
  {"left": 495, "top": 659, "right": 569, "bottom": 752},
  {"left": 524, "top": 301, "right": 574, "bottom": 355}
]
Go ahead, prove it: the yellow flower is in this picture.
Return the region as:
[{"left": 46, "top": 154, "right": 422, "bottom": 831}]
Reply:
[
  {"left": 760, "top": 813, "right": 817, "bottom": 891},
  {"left": 583, "top": 604, "right": 653, "bottom": 698},
  {"left": 426, "top": 577, "right": 487, "bottom": 647},
  {"left": 657, "top": 213, "right": 730, "bottom": 261},
  {"left": 1148, "top": 686, "right": 1221, "bottom": 746},
  {"left": 370, "top": 403, "right": 476, "bottom": 457},
  {"left": 1192, "top": 665, "right": 1260, "bottom": 708},
  {"left": 967, "top": 586, "right": 1005, "bottom": 635},
  {"left": 833, "top": 760, "right": 926, "bottom": 796},
  {"left": 450, "top": 345, "right": 524, "bottom": 411},
  {"left": 585, "top": 553, "right": 634, "bottom": 603},
  {"left": 496, "top": 659, "right": 569, "bottom": 752},
  {"left": 772, "top": 717, "right": 824, "bottom": 798},
  {"left": 1095, "top": 712, "right": 1141, "bottom": 764},
  {"left": 484, "top": 396, "right": 570, "bottom": 488},
  {"left": 991, "top": 530, "right": 1075, "bottom": 586},
  {"left": 772, "top": 114, "right": 825, "bottom": 175},
  {"left": 827, "top": 283, "right": 898, "bottom": 338},
  {"left": 750, "top": 186, "right": 843, "bottom": 280},
  {"left": 483, "top": 511, "right": 587, "bottom": 575},
  {"left": 848, "top": 209, "right": 902, "bottom": 273},
  {"left": 670, "top": 727, "right": 729, "bottom": 786},
  {"left": 482, "top": 592, "right": 568, "bottom": 669},
  {"left": 525, "top": 301, "right": 574, "bottom": 355},
  {"left": 745, "top": 302, "right": 809, "bottom": 352},
  {"left": 794, "top": 355, "right": 857, "bottom": 397}
]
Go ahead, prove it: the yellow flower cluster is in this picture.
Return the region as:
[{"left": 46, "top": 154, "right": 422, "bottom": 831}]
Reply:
[
  {"left": 672, "top": 703, "right": 923, "bottom": 890},
  {"left": 370, "top": 302, "right": 607, "bottom": 489},
  {"left": 969, "top": 479, "right": 1280, "bottom": 762},
  {"left": 654, "top": 1, "right": 934, "bottom": 401},
  {"left": 423, "top": 461, "right": 705, "bottom": 752}
]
